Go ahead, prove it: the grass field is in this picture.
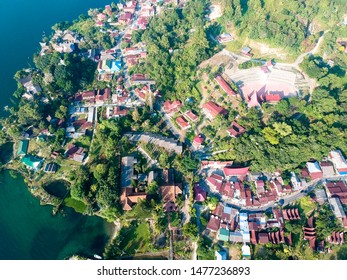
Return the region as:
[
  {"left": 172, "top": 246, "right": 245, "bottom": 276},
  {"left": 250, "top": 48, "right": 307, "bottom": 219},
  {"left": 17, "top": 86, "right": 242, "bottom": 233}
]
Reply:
[
  {"left": 64, "top": 196, "right": 87, "bottom": 214},
  {"left": 118, "top": 221, "right": 151, "bottom": 255}
]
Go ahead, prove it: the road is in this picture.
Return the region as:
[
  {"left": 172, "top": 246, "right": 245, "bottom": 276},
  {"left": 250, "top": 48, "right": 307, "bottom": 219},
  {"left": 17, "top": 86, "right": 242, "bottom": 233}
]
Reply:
[
  {"left": 154, "top": 101, "right": 182, "bottom": 140},
  {"left": 111, "top": 6, "right": 141, "bottom": 89}
]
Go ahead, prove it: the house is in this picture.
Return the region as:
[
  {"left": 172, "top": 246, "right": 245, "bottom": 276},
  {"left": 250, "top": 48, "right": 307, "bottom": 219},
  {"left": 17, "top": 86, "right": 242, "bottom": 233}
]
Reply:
[
  {"left": 113, "top": 106, "right": 129, "bottom": 117},
  {"left": 314, "top": 188, "right": 328, "bottom": 205},
  {"left": 176, "top": 116, "right": 190, "bottom": 130},
  {"left": 215, "top": 250, "right": 227, "bottom": 260},
  {"left": 329, "top": 197, "right": 346, "bottom": 221},
  {"left": 303, "top": 216, "right": 317, "bottom": 250},
  {"left": 229, "top": 231, "right": 243, "bottom": 243},
  {"left": 124, "top": 132, "right": 183, "bottom": 154},
  {"left": 22, "top": 155, "right": 43, "bottom": 171},
  {"left": 264, "top": 92, "right": 282, "bottom": 103},
  {"left": 325, "top": 180, "right": 347, "bottom": 204},
  {"left": 88, "top": 107, "right": 95, "bottom": 122},
  {"left": 290, "top": 172, "right": 302, "bottom": 191},
  {"left": 216, "top": 33, "right": 233, "bottom": 43},
  {"left": 206, "top": 175, "right": 224, "bottom": 191},
  {"left": 258, "top": 232, "right": 269, "bottom": 244},
  {"left": 218, "top": 225, "right": 230, "bottom": 242},
  {"left": 185, "top": 110, "right": 198, "bottom": 122},
  {"left": 97, "top": 60, "right": 122, "bottom": 74},
  {"left": 306, "top": 161, "right": 323, "bottom": 180},
  {"left": 192, "top": 134, "right": 204, "bottom": 149},
  {"left": 120, "top": 156, "right": 147, "bottom": 211},
  {"left": 206, "top": 215, "right": 221, "bottom": 232},
  {"left": 241, "top": 46, "right": 252, "bottom": 56},
  {"left": 163, "top": 100, "right": 182, "bottom": 114},
  {"left": 72, "top": 148, "right": 86, "bottom": 163},
  {"left": 95, "top": 88, "right": 111, "bottom": 104},
  {"left": 282, "top": 208, "right": 301, "bottom": 220},
  {"left": 241, "top": 244, "right": 251, "bottom": 257},
  {"left": 74, "top": 90, "right": 96, "bottom": 103},
  {"left": 319, "top": 161, "right": 336, "bottom": 177},
  {"left": 118, "top": 12, "right": 133, "bottom": 24},
  {"left": 272, "top": 208, "right": 285, "bottom": 228},
  {"left": 239, "top": 212, "right": 250, "bottom": 242},
  {"left": 137, "top": 17, "right": 149, "bottom": 29},
  {"left": 17, "top": 140, "right": 29, "bottom": 157},
  {"left": 193, "top": 183, "right": 206, "bottom": 202},
  {"left": 329, "top": 150, "right": 347, "bottom": 175},
  {"left": 223, "top": 166, "right": 250, "bottom": 180},
  {"left": 130, "top": 74, "right": 155, "bottom": 85},
  {"left": 255, "top": 180, "right": 265, "bottom": 195},
  {"left": 215, "top": 75, "right": 236, "bottom": 97},
  {"left": 327, "top": 232, "right": 344, "bottom": 245},
  {"left": 227, "top": 121, "right": 246, "bottom": 138},
  {"left": 65, "top": 144, "right": 86, "bottom": 163},
  {"left": 19, "top": 75, "right": 42, "bottom": 95},
  {"left": 220, "top": 205, "right": 237, "bottom": 230},
  {"left": 160, "top": 169, "right": 182, "bottom": 212},
  {"left": 202, "top": 101, "right": 227, "bottom": 120}
]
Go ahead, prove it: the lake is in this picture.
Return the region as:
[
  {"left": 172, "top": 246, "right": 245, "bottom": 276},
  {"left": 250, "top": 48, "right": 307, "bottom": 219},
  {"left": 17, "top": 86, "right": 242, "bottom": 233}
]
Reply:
[{"left": 0, "top": 0, "right": 115, "bottom": 260}]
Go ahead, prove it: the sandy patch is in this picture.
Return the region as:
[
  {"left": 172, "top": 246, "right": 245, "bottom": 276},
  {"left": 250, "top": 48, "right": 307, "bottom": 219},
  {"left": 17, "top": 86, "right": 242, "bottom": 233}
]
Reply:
[{"left": 209, "top": 5, "right": 222, "bottom": 20}]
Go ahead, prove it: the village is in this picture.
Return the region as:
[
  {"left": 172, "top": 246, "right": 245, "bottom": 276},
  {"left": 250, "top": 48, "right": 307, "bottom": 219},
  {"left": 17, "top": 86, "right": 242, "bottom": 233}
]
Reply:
[{"left": 5, "top": 0, "right": 347, "bottom": 260}]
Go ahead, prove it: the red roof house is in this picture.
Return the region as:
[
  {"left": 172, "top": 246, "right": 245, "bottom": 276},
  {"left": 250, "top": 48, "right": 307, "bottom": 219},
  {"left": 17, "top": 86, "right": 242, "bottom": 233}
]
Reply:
[
  {"left": 202, "top": 101, "right": 227, "bottom": 120},
  {"left": 185, "top": 110, "right": 198, "bottom": 122},
  {"left": 264, "top": 93, "right": 282, "bottom": 103},
  {"left": 119, "top": 12, "right": 132, "bottom": 24},
  {"left": 193, "top": 183, "right": 207, "bottom": 202},
  {"left": 193, "top": 134, "right": 204, "bottom": 148},
  {"left": 215, "top": 75, "right": 236, "bottom": 97},
  {"left": 164, "top": 100, "right": 182, "bottom": 114},
  {"left": 223, "top": 166, "right": 250, "bottom": 179},
  {"left": 206, "top": 215, "right": 221, "bottom": 232},
  {"left": 176, "top": 115, "right": 190, "bottom": 130},
  {"left": 227, "top": 121, "right": 246, "bottom": 137}
]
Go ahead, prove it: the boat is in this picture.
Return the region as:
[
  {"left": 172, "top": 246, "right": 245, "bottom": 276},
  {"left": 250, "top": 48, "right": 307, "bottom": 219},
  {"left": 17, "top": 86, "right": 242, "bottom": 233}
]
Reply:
[{"left": 94, "top": 254, "right": 102, "bottom": 260}]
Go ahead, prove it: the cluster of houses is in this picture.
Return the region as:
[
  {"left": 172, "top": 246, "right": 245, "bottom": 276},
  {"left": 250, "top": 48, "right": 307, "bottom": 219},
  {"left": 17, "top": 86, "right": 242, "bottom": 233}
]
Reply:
[
  {"left": 40, "top": 30, "right": 82, "bottom": 56},
  {"left": 206, "top": 198, "right": 346, "bottom": 258},
  {"left": 19, "top": 74, "right": 42, "bottom": 100},
  {"left": 205, "top": 203, "right": 293, "bottom": 258},
  {"left": 120, "top": 155, "right": 182, "bottom": 211},
  {"left": 124, "top": 46, "right": 147, "bottom": 67},
  {"left": 202, "top": 149, "right": 347, "bottom": 209}
]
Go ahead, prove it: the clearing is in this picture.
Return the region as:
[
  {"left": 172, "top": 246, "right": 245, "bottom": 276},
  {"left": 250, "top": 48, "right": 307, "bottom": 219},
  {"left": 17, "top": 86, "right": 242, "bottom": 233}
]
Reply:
[{"left": 208, "top": 4, "right": 222, "bottom": 21}]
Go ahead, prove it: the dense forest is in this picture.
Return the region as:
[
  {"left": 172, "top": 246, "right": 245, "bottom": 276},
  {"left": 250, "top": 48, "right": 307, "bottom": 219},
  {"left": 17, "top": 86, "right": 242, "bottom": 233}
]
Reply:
[
  {"left": 134, "top": 0, "right": 213, "bottom": 101},
  {"left": 219, "top": 0, "right": 347, "bottom": 54}
]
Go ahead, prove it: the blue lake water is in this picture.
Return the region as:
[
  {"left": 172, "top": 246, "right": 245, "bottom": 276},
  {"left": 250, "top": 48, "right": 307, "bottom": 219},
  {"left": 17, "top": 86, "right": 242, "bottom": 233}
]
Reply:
[{"left": 0, "top": 0, "right": 115, "bottom": 260}]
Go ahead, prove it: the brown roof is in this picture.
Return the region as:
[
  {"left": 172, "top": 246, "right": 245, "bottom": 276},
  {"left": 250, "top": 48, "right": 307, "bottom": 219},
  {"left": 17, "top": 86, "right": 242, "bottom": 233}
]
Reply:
[
  {"left": 202, "top": 101, "right": 227, "bottom": 118},
  {"left": 286, "top": 233, "right": 293, "bottom": 246},
  {"left": 160, "top": 185, "right": 182, "bottom": 203},
  {"left": 307, "top": 216, "right": 315, "bottom": 228},
  {"left": 227, "top": 121, "right": 246, "bottom": 137},
  {"left": 309, "top": 237, "right": 316, "bottom": 250},
  {"left": 258, "top": 232, "right": 269, "bottom": 244},
  {"left": 206, "top": 215, "right": 221, "bottom": 232},
  {"left": 250, "top": 230, "right": 257, "bottom": 244}
]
